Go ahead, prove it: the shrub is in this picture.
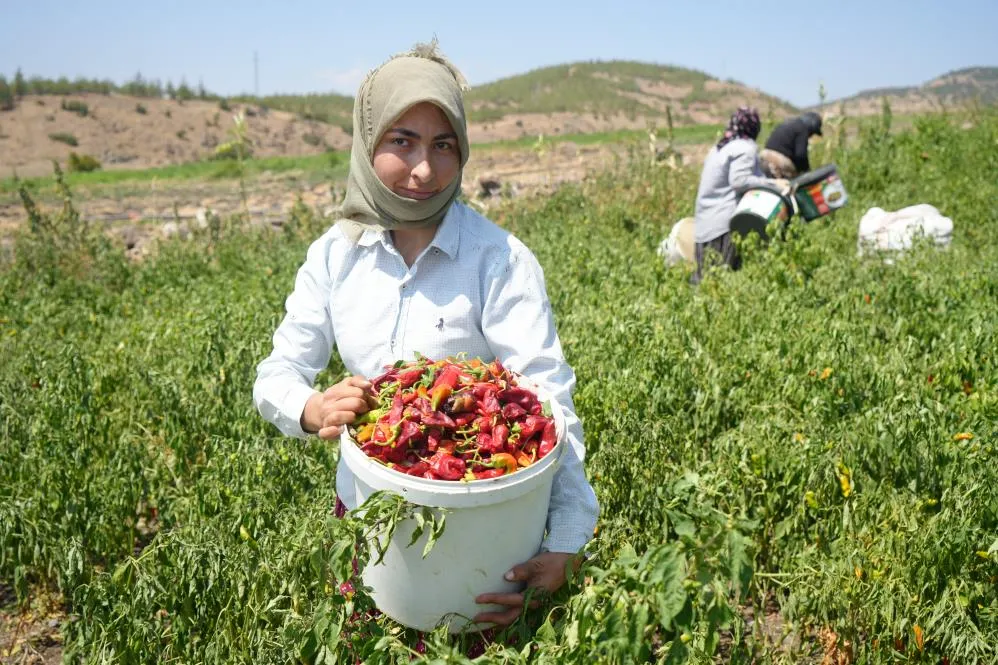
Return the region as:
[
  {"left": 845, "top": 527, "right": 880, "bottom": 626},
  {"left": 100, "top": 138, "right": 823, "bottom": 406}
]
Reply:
[
  {"left": 135, "top": 104, "right": 147, "bottom": 115},
  {"left": 211, "top": 140, "right": 252, "bottom": 161},
  {"left": 218, "top": 99, "right": 231, "bottom": 112},
  {"left": 49, "top": 132, "right": 79, "bottom": 146},
  {"left": 67, "top": 152, "right": 101, "bottom": 173},
  {"left": 60, "top": 99, "right": 89, "bottom": 117},
  {"left": 302, "top": 132, "right": 323, "bottom": 147},
  {"left": 0, "top": 77, "right": 13, "bottom": 111},
  {"left": 176, "top": 129, "right": 187, "bottom": 141}
]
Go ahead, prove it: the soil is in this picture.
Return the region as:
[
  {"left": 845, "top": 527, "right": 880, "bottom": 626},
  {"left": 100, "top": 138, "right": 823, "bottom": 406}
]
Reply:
[
  {"left": 0, "top": 584, "right": 64, "bottom": 665},
  {"left": 0, "top": 138, "right": 707, "bottom": 259}
]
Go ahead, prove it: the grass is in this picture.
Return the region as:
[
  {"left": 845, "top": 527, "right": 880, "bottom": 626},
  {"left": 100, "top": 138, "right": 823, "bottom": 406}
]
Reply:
[
  {"left": 479, "top": 122, "right": 724, "bottom": 152},
  {"left": 1, "top": 151, "right": 349, "bottom": 196}
]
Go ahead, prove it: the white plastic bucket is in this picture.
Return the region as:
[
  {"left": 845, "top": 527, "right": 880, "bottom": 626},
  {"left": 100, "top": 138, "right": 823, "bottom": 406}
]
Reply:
[
  {"left": 729, "top": 186, "right": 793, "bottom": 240},
  {"left": 339, "top": 383, "right": 565, "bottom": 633}
]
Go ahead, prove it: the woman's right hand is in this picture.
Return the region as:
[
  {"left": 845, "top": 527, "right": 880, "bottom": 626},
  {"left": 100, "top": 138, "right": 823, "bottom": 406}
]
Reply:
[{"left": 300, "top": 375, "right": 377, "bottom": 439}]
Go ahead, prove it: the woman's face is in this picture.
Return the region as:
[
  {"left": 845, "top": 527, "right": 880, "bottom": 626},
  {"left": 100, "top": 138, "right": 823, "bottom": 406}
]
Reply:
[{"left": 373, "top": 102, "right": 461, "bottom": 200}]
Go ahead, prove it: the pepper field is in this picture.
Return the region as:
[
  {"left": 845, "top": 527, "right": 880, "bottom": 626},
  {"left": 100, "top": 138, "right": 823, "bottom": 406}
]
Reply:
[{"left": 1, "top": 108, "right": 996, "bottom": 663}]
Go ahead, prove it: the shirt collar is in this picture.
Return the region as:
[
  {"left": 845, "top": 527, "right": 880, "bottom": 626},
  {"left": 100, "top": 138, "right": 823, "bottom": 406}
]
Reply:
[{"left": 355, "top": 203, "right": 462, "bottom": 259}]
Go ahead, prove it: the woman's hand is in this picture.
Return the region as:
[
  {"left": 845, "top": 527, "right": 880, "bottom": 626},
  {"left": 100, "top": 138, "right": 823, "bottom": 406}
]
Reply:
[
  {"left": 772, "top": 178, "right": 791, "bottom": 195},
  {"left": 472, "top": 551, "right": 581, "bottom": 626},
  {"left": 300, "top": 375, "right": 378, "bottom": 439}
]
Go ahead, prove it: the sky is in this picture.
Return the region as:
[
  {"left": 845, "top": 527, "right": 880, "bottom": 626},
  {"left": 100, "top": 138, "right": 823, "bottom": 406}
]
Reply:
[{"left": 2, "top": 0, "right": 996, "bottom": 108}]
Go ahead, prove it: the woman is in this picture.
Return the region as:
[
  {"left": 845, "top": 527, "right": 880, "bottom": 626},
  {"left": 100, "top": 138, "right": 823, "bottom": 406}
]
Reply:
[
  {"left": 691, "top": 107, "right": 788, "bottom": 284},
  {"left": 252, "top": 43, "right": 599, "bottom": 627}
]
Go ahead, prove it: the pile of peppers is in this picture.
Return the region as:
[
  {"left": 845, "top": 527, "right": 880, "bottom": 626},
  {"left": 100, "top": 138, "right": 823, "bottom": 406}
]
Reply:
[{"left": 347, "top": 356, "right": 558, "bottom": 481}]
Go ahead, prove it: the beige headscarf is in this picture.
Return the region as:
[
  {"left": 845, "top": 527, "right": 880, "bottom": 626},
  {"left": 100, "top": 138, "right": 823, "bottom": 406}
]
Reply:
[{"left": 337, "top": 42, "right": 470, "bottom": 243}]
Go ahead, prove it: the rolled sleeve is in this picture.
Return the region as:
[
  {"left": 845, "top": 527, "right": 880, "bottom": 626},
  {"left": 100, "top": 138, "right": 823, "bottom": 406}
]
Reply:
[
  {"left": 253, "top": 233, "right": 336, "bottom": 439},
  {"left": 481, "top": 243, "right": 599, "bottom": 553},
  {"left": 729, "top": 147, "right": 771, "bottom": 193}
]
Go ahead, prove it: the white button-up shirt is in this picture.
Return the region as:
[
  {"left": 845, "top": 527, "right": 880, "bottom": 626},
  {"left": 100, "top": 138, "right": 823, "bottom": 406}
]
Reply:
[{"left": 253, "top": 202, "right": 598, "bottom": 553}]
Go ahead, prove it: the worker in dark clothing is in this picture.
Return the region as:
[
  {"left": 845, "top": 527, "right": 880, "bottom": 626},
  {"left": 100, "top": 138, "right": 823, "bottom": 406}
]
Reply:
[{"left": 759, "top": 112, "right": 823, "bottom": 179}]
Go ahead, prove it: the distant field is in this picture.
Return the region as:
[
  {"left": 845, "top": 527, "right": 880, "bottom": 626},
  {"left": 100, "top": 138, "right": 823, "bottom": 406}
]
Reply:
[
  {"left": 0, "top": 151, "right": 349, "bottom": 197},
  {"left": 0, "top": 123, "right": 720, "bottom": 199}
]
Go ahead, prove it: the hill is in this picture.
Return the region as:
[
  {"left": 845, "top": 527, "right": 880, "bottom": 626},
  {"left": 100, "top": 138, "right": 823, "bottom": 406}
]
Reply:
[
  {"left": 821, "top": 67, "right": 998, "bottom": 116},
  {"left": 247, "top": 60, "right": 799, "bottom": 144},
  {"left": 0, "top": 93, "right": 353, "bottom": 179}
]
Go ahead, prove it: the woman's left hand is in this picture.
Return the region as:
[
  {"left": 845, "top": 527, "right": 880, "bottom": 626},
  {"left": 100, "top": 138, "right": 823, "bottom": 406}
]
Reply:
[{"left": 472, "top": 551, "right": 580, "bottom": 626}]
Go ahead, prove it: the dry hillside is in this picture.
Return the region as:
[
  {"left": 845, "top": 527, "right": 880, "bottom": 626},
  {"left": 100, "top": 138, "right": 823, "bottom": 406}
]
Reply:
[
  {"left": 0, "top": 61, "right": 802, "bottom": 179},
  {"left": 0, "top": 94, "right": 353, "bottom": 178},
  {"left": 819, "top": 67, "right": 998, "bottom": 117}
]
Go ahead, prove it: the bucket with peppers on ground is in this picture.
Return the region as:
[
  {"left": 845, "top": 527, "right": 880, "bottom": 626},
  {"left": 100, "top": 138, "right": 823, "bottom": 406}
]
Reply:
[{"left": 339, "top": 355, "right": 565, "bottom": 632}]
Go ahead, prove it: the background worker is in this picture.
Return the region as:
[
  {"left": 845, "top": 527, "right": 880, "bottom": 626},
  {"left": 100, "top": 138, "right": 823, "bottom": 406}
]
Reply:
[
  {"left": 760, "top": 111, "right": 823, "bottom": 179},
  {"left": 692, "top": 107, "right": 788, "bottom": 284}
]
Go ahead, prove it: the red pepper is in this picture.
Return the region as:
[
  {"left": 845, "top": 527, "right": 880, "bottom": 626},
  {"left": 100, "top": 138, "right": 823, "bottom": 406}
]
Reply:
[
  {"left": 404, "top": 461, "right": 430, "bottom": 477},
  {"left": 501, "top": 402, "right": 527, "bottom": 421},
  {"left": 429, "top": 453, "right": 465, "bottom": 480},
  {"left": 381, "top": 442, "right": 407, "bottom": 463},
  {"left": 492, "top": 423, "right": 510, "bottom": 450},
  {"left": 480, "top": 391, "right": 501, "bottom": 416},
  {"left": 470, "top": 382, "right": 501, "bottom": 400},
  {"left": 396, "top": 420, "right": 423, "bottom": 449},
  {"left": 421, "top": 410, "right": 456, "bottom": 428},
  {"left": 358, "top": 356, "right": 552, "bottom": 482},
  {"left": 452, "top": 413, "right": 476, "bottom": 427},
  {"left": 499, "top": 387, "right": 540, "bottom": 412},
  {"left": 432, "top": 366, "right": 462, "bottom": 391},
  {"left": 360, "top": 442, "right": 383, "bottom": 457},
  {"left": 387, "top": 391, "right": 405, "bottom": 425},
  {"left": 518, "top": 414, "right": 548, "bottom": 439},
  {"left": 538, "top": 421, "right": 557, "bottom": 457},
  {"left": 397, "top": 366, "right": 425, "bottom": 389},
  {"left": 425, "top": 428, "right": 442, "bottom": 452},
  {"left": 477, "top": 432, "right": 503, "bottom": 454},
  {"left": 370, "top": 366, "right": 399, "bottom": 391},
  {"left": 473, "top": 468, "right": 504, "bottom": 480}
]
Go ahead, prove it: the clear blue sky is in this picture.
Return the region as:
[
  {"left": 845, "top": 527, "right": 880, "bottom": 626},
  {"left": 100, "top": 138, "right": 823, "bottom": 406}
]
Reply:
[{"left": 2, "top": 0, "right": 996, "bottom": 107}]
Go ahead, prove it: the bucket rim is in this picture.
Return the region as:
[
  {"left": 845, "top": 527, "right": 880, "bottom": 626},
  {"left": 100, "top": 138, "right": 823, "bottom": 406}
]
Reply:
[
  {"left": 341, "top": 428, "right": 563, "bottom": 508},
  {"left": 340, "top": 376, "right": 567, "bottom": 508},
  {"left": 738, "top": 185, "right": 794, "bottom": 210},
  {"left": 792, "top": 163, "right": 839, "bottom": 187}
]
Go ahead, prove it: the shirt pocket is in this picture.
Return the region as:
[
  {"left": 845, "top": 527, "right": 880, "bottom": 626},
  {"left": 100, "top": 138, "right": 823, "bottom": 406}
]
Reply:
[{"left": 401, "top": 291, "right": 492, "bottom": 362}]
